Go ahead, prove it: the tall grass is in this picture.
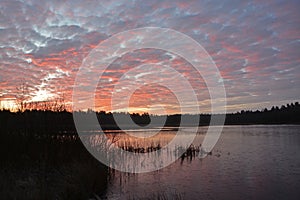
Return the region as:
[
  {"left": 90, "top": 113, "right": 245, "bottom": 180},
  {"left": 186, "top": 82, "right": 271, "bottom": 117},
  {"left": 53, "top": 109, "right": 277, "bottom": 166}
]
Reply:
[
  {"left": 0, "top": 131, "right": 108, "bottom": 199},
  {"left": 127, "top": 189, "right": 184, "bottom": 200}
]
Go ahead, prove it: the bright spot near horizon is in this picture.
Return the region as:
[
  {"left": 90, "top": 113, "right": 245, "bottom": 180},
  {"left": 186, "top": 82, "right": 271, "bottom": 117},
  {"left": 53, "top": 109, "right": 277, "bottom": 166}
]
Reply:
[{"left": 30, "top": 89, "right": 56, "bottom": 102}]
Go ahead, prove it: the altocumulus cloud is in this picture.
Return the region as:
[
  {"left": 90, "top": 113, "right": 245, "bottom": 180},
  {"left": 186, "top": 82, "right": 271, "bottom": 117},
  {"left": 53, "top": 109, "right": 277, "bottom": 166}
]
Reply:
[{"left": 0, "top": 0, "right": 299, "bottom": 113}]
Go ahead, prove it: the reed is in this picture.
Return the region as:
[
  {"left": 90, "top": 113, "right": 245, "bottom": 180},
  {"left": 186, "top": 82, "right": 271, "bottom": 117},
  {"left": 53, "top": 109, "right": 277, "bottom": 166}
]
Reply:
[{"left": 0, "top": 132, "right": 108, "bottom": 199}]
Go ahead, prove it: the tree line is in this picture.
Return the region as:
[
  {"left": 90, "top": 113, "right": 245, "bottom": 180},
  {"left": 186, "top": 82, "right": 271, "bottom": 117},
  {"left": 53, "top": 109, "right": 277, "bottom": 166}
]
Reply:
[{"left": 1, "top": 102, "right": 299, "bottom": 136}]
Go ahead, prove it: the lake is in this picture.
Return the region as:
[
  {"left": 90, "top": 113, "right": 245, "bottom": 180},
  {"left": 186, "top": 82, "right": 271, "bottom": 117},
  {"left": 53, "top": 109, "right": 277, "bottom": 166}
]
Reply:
[{"left": 99, "top": 125, "right": 300, "bottom": 200}]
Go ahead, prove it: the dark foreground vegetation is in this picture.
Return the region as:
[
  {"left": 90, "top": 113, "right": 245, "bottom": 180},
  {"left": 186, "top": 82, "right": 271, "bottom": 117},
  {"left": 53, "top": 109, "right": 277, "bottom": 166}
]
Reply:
[
  {"left": 0, "top": 131, "right": 108, "bottom": 199},
  {"left": 0, "top": 102, "right": 299, "bottom": 199}
]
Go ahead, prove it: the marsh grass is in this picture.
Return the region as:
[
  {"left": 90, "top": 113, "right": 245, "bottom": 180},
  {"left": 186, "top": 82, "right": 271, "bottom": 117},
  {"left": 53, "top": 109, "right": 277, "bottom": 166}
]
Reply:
[
  {"left": 127, "top": 189, "right": 184, "bottom": 200},
  {"left": 0, "top": 132, "right": 108, "bottom": 200}
]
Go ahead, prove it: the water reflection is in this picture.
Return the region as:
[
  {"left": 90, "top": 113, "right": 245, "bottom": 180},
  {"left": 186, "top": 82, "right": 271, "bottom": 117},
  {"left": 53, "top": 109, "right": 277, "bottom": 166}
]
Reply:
[{"left": 100, "top": 125, "right": 300, "bottom": 200}]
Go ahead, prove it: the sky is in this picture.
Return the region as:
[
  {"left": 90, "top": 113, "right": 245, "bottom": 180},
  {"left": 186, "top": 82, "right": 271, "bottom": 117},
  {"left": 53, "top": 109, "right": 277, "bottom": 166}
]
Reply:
[{"left": 0, "top": 0, "right": 299, "bottom": 114}]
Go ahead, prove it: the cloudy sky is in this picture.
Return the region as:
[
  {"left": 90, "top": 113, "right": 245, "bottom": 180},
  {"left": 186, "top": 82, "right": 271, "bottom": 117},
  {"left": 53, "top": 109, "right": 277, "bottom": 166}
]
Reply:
[{"left": 0, "top": 0, "right": 299, "bottom": 114}]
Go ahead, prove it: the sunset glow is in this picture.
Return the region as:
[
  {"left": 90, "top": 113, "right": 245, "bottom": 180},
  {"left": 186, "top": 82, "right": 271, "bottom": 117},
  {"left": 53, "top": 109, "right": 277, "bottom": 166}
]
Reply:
[{"left": 0, "top": 0, "right": 299, "bottom": 114}]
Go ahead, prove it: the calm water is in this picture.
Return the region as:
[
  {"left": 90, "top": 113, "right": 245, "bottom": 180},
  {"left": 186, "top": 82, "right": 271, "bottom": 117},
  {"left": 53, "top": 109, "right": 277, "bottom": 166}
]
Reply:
[{"left": 102, "top": 125, "right": 300, "bottom": 200}]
